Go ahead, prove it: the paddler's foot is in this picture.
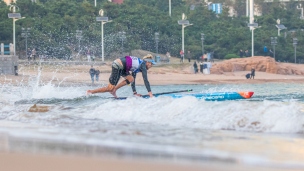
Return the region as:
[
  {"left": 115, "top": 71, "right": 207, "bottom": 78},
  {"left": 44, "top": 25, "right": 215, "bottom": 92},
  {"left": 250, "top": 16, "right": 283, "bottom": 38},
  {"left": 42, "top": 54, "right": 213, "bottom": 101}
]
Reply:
[
  {"left": 110, "top": 90, "right": 117, "bottom": 98},
  {"left": 86, "top": 90, "right": 92, "bottom": 95}
]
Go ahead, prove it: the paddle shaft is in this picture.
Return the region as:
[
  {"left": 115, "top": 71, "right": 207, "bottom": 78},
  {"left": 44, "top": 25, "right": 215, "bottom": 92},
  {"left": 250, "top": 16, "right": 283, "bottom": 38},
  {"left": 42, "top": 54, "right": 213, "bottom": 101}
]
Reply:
[{"left": 141, "top": 89, "right": 193, "bottom": 98}]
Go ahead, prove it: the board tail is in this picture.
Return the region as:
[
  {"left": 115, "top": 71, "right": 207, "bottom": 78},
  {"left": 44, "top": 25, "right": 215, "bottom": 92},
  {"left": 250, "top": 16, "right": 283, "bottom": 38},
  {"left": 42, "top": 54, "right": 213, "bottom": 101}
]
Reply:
[{"left": 238, "top": 91, "right": 254, "bottom": 99}]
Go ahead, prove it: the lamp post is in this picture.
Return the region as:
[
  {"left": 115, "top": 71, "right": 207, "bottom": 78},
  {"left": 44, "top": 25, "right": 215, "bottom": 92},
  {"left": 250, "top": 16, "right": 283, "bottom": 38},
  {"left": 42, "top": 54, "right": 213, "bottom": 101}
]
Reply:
[
  {"left": 275, "top": 19, "right": 286, "bottom": 36},
  {"left": 293, "top": 38, "right": 298, "bottom": 63},
  {"left": 8, "top": 5, "right": 22, "bottom": 56},
  {"left": 246, "top": 0, "right": 249, "bottom": 17},
  {"left": 169, "top": 0, "right": 171, "bottom": 17},
  {"left": 21, "top": 27, "right": 30, "bottom": 57},
  {"left": 96, "top": 9, "right": 109, "bottom": 62},
  {"left": 247, "top": 0, "right": 259, "bottom": 57},
  {"left": 297, "top": 4, "right": 304, "bottom": 19},
  {"left": 75, "top": 30, "right": 82, "bottom": 56},
  {"left": 95, "top": 0, "right": 96, "bottom": 7},
  {"left": 118, "top": 31, "right": 126, "bottom": 55},
  {"left": 155, "top": 32, "right": 159, "bottom": 55},
  {"left": 178, "top": 13, "right": 192, "bottom": 63},
  {"left": 270, "top": 37, "right": 277, "bottom": 61},
  {"left": 201, "top": 33, "right": 205, "bottom": 59}
]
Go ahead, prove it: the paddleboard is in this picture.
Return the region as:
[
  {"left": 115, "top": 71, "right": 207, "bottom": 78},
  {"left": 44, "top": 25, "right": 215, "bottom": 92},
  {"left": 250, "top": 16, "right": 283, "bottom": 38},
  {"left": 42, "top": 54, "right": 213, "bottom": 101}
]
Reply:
[
  {"left": 155, "top": 91, "right": 254, "bottom": 101},
  {"left": 15, "top": 91, "right": 254, "bottom": 104}
]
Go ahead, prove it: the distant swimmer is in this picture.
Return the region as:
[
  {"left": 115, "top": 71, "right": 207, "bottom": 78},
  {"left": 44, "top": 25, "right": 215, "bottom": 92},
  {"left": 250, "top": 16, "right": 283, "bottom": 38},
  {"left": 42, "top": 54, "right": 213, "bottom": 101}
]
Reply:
[{"left": 86, "top": 54, "right": 156, "bottom": 98}]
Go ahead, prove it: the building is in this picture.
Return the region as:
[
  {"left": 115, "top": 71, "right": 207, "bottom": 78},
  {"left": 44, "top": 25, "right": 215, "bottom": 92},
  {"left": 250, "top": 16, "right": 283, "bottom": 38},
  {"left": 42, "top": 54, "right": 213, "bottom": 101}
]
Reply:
[
  {"left": 3, "top": 0, "right": 14, "bottom": 5},
  {"left": 108, "top": 0, "right": 124, "bottom": 4}
]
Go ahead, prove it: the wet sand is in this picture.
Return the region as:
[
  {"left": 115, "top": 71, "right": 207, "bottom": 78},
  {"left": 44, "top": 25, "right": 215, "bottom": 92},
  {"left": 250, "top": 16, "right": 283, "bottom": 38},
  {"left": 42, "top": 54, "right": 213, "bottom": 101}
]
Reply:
[{"left": 1, "top": 152, "right": 300, "bottom": 171}]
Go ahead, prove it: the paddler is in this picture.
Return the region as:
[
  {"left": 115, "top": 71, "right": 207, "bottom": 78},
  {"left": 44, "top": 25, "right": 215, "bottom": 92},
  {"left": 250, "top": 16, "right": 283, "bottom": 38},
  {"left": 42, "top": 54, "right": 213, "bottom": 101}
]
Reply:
[{"left": 86, "top": 54, "right": 156, "bottom": 98}]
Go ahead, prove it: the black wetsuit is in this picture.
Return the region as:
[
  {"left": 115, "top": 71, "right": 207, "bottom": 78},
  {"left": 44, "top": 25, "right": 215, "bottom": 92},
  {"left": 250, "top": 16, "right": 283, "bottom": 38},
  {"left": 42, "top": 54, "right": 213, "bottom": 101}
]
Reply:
[{"left": 109, "top": 56, "right": 152, "bottom": 93}]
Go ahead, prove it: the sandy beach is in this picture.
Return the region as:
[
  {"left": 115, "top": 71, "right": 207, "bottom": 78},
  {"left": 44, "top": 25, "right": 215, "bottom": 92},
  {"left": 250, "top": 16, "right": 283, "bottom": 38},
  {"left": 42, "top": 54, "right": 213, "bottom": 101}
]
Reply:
[{"left": 1, "top": 57, "right": 304, "bottom": 86}]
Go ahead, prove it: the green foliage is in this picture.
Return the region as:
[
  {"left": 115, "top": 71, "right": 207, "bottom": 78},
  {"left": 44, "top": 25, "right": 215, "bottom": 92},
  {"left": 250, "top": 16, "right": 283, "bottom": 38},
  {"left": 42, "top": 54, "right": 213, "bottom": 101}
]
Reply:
[
  {"left": 0, "top": 0, "right": 304, "bottom": 62},
  {"left": 224, "top": 54, "right": 239, "bottom": 59}
]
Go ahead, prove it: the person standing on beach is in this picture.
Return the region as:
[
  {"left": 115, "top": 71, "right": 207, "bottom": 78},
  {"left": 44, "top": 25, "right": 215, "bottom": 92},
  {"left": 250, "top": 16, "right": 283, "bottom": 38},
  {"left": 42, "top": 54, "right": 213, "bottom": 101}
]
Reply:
[
  {"left": 86, "top": 54, "right": 156, "bottom": 98},
  {"left": 180, "top": 50, "right": 184, "bottom": 63},
  {"left": 263, "top": 46, "right": 268, "bottom": 57},
  {"left": 250, "top": 67, "right": 255, "bottom": 79},
  {"left": 187, "top": 51, "right": 191, "bottom": 62},
  {"left": 95, "top": 68, "right": 100, "bottom": 82},
  {"left": 269, "top": 49, "right": 274, "bottom": 57},
  {"left": 87, "top": 48, "right": 91, "bottom": 62},
  {"left": 27, "top": 48, "right": 31, "bottom": 61},
  {"left": 89, "top": 65, "right": 96, "bottom": 84},
  {"left": 245, "top": 50, "right": 249, "bottom": 57},
  {"left": 193, "top": 61, "right": 198, "bottom": 74},
  {"left": 31, "top": 48, "right": 36, "bottom": 61},
  {"left": 166, "top": 52, "right": 171, "bottom": 63},
  {"left": 239, "top": 49, "right": 244, "bottom": 58},
  {"left": 199, "top": 61, "right": 203, "bottom": 73}
]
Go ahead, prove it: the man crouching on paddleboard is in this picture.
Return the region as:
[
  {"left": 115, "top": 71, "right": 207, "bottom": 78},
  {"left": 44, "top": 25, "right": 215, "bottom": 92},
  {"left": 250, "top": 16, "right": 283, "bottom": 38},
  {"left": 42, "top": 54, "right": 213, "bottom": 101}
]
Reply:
[{"left": 86, "top": 54, "right": 156, "bottom": 98}]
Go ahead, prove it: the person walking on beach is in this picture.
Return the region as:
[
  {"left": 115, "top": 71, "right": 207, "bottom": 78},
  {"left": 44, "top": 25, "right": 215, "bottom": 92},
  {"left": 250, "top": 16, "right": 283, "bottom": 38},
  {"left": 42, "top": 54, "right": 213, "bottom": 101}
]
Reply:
[
  {"left": 86, "top": 54, "right": 156, "bottom": 98},
  {"left": 187, "top": 50, "right": 191, "bottom": 62},
  {"left": 89, "top": 65, "right": 96, "bottom": 84},
  {"left": 95, "top": 67, "right": 100, "bottom": 82},
  {"left": 180, "top": 50, "right": 184, "bottom": 63},
  {"left": 250, "top": 67, "right": 255, "bottom": 79}
]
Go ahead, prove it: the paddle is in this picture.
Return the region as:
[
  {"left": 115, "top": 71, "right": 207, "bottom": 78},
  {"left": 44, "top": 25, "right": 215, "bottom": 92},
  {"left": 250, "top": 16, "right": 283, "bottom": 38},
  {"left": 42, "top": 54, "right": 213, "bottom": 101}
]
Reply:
[
  {"left": 15, "top": 89, "right": 194, "bottom": 104},
  {"left": 140, "top": 89, "right": 193, "bottom": 98},
  {"left": 114, "top": 89, "right": 193, "bottom": 100}
]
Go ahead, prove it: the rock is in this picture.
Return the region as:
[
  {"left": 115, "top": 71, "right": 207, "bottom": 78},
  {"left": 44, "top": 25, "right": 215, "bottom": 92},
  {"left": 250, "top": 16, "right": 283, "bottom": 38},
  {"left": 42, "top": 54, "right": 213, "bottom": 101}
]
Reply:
[
  {"left": 28, "top": 104, "right": 50, "bottom": 112},
  {"left": 211, "top": 56, "right": 304, "bottom": 75}
]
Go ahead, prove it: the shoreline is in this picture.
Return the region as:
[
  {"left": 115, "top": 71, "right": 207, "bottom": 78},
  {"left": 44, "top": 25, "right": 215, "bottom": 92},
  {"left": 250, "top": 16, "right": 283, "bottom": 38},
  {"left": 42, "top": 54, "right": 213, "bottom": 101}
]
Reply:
[
  {"left": 1, "top": 59, "right": 304, "bottom": 86},
  {"left": 1, "top": 71, "right": 304, "bottom": 86}
]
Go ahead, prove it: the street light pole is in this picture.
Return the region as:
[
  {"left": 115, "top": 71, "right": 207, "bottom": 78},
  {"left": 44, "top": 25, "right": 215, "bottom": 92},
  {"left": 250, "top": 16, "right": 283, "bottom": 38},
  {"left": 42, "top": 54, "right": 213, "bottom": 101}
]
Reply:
[
  {"left": 155, "top": 32, "right": 159, "bottom": 55},
  {"left": 118, "top": 31, "right": 126, "bottom": 55},
  {"left": 8, "top": 5, "right": 22, "bottom": 56},
  {"left": 21, "top": 27, "right": 30, "bottom": 57},
  {"left": 76, "top": 30, "right": 82, "bottom": 58},
  {"left": 95, "top": 0, "right": 96, "bottom": 7},
  {"left": 178, "top": 13, "right": 192, "bottom": 63},
  {"left": 293, "top": 38, "right": 298, "bottom": 63},
  {"left": 248, "top": 0, "right": 258, "bottom": 57},
  {"left": 246, "top": 0, "right": 249, "bottom": 17},
  {"left": 297, "top": 4, "right": 304, "bottom": 19},
  {"left": 270, "top": 37, "right": 277, "bottom": 61},
  {"left": 96, "top": 9, "right": 109, "bottom": 62},
  {"left": 201, "top": 33, "right": 205, "bottom": 61},
  {"left": 169, "top": 0, "right": 171, "bottom": 17}
]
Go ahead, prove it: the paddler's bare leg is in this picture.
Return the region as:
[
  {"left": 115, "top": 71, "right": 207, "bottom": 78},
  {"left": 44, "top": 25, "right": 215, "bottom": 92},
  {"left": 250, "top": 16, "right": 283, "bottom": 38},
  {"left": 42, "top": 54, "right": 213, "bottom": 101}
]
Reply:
[
  {"left": 111, "top": 76, "right": 134, "bottom": 97},
  {"left": 87, "top": 84, "right": 116, "bottom": 95}
]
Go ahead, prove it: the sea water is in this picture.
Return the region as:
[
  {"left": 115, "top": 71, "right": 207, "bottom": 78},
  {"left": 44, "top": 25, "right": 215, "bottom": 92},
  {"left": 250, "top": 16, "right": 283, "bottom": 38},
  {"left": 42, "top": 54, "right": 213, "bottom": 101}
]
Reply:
[{"left": 0, "top": 81, "right": 304, "bottom": 170}]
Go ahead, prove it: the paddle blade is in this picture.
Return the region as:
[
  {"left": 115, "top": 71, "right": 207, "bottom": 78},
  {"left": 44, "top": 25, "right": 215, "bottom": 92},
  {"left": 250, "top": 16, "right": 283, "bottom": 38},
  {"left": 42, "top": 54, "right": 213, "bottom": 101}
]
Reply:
[{"left": 238, "top": 91, "right": 254, "bottom": 99}]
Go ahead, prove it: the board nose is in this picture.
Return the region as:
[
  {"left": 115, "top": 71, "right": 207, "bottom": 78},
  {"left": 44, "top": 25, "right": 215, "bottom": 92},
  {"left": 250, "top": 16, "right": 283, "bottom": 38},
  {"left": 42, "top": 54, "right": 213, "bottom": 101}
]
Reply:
[{"left": 239, "top": 91, "right": 254, "bottom": 99}]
